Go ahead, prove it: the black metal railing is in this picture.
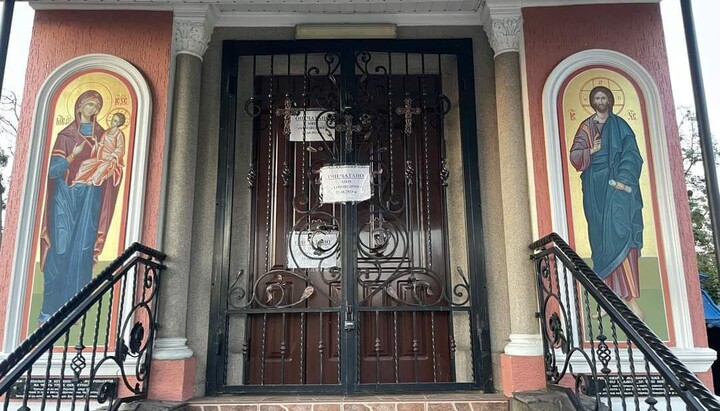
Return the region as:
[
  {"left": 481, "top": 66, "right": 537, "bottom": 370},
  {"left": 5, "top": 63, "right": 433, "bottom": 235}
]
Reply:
[
  {"left": 0, "top": 243, "right": 165, "bottom": 411},
  {"left": 530, "top": 233, "right": 720, "bottom": 411}
]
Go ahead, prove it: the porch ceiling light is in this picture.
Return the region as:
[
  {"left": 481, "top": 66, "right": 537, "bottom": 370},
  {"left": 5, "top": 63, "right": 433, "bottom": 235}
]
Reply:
[{"left": 295, "top": 24, "right": 398, "bottom": 39}]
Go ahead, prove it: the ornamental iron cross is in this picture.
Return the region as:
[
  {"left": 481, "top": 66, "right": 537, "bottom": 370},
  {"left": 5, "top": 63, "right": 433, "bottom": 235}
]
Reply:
[
  {"left": 395, "top": 97, "right": 422, "bottom": 135},
  {"left": 275, "top": 96, "right": 300, "bottom": 137},
  {"left": 335, "top": 114, "right": 362, "bottom": 153}
]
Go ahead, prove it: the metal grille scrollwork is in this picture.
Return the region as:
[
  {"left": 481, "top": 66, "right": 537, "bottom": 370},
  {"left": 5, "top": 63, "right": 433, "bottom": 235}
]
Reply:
[
  {"left": 227, "top": 52, "right": 349, "bottom": 388},
  {"left": 349, "top": 51, "right": 472, "bottom": 386},
  {"left": 210, "top": 39, "right": 491, "bottom": 394},
  {"left": 531, "top": 233, "right": 720, "bottom": 411},
  {"left": 0, "top": 244, "right": 166, "bottom": 411}
]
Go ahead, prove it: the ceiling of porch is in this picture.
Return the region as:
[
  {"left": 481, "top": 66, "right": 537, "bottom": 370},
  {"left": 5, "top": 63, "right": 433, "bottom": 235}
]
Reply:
[
  {"left": 219, "top": 0, "right": 482, "bottom": 15},
  {"left": 28, "top": 0, "right": 661, "bottom": 26}
]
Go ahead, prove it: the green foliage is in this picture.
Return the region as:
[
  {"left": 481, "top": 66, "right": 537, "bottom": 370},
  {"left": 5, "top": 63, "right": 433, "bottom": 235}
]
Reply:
[{"left": 679, "top": 108, "right": 720, "bottom": 302}]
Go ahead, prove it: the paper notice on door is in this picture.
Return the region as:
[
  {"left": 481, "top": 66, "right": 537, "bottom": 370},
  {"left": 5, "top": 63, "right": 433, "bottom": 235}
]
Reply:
[
  {"left": 318, "top": 165, "right": 372, "bottom": 204},
  {"left": 289, "top": 110, "right": 335, "bottom": 142},
  {"left": 287, "top": 230, "right": 339, "bottom": 269}
]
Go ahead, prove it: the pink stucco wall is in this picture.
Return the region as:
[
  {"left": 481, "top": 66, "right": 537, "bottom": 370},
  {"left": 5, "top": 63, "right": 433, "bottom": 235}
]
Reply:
[
  {"left": 523, "top": 3, "right": 707, "bottom": 348},
  {"left": 0, "top": 10, "right": 172, "bottom": 347}
]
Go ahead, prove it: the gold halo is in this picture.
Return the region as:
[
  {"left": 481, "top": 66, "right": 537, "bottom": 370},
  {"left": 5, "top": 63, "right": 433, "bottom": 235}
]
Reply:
[
  {"left": 579, "top": 76, "right": 626, "bottom": 116},
  {"left": 64, "top": 80, "right": 115, "bottom": 125},
  {"left": 104, "top": 108, "right": 132, "bottom": 131}
]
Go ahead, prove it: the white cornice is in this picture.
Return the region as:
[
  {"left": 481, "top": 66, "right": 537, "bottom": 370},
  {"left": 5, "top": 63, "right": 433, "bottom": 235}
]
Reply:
[{"left": 173, "top": 5, "right": 217, "bottom": 60}]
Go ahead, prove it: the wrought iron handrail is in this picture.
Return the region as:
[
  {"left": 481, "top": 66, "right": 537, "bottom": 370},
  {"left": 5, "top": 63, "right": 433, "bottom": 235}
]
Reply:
[
  {"left": 530, "top": 233, "right": 720, "bottom": 411},
  {"left": 0, "top": 243, "right": 166, "bottom": 411}
]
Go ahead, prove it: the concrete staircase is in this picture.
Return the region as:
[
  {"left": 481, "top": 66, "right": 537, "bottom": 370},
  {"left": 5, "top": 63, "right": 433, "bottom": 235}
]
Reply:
[
  {"left": 181, "top": 393, "right": 510, "bottom": 411},
  {"left": 137, "top": 390, "right": 603, "bottom": 411}
]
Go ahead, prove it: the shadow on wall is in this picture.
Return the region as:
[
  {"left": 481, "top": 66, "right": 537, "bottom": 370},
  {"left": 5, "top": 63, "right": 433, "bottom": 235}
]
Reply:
[{"left": 706, "top": 326, "right": 720, "bottom": 394}]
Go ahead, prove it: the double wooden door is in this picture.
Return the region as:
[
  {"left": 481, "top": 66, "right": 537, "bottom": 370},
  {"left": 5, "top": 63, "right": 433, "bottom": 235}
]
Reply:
[{"left": 207, "top": 41, "right": 491, "bottom": 394}]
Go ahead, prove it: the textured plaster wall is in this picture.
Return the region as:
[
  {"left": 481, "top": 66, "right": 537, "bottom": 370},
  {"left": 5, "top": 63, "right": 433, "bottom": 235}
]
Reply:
[
  {"left": 189, "top": 26, "right": 509, "bottom": 395},
  {"left": 523, "top": 4, "right": 707, "bottom": 347},
  {"left": 0, "top": 10, "right": 173, "bottom": 347}
]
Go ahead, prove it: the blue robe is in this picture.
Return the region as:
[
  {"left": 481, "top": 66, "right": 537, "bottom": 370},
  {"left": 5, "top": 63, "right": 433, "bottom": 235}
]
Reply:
[
  {"left": 39, "top": 122, "right": 105, "bottom": 322},
  {"left": 570, "top": 113, "right": 644, "bottom": 279}
]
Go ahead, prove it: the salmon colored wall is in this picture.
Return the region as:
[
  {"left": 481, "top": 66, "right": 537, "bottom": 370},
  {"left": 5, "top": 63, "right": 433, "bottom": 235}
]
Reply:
[
  {"left": 0, "top": 10, "right": 173, "bottom": 348},
  {"left": 523, "top": 3, "right": 707, "bottom": 348}
]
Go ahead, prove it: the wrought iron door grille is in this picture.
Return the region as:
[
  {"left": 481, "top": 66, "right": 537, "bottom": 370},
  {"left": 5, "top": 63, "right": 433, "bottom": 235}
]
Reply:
[{"left": 208, "top": 40, "right": 491, "bottom": 394}]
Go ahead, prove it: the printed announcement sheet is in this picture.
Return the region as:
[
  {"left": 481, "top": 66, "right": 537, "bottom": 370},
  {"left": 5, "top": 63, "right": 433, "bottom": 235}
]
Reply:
[{"left": 319, "top": 165, "right": 372, "bottom": 203}]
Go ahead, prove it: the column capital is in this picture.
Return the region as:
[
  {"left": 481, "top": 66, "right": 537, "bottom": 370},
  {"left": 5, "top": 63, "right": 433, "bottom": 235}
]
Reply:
[
  {"left": 173, "top": 5, "right": 218, "bottom": 61},
  {"left": 481, "top": 3, "right": 522, "bottom": 58}
]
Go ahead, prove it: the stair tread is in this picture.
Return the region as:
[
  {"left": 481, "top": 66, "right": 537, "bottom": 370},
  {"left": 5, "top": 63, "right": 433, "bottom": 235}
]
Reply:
[{"left": 188, "top": 392, "right": 509, "bottom": 405}]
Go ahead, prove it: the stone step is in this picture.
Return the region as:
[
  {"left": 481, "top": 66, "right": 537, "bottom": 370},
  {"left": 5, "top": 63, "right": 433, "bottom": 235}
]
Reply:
[{"left": 185, "top": 393, "right": 510, "bottom": 411}]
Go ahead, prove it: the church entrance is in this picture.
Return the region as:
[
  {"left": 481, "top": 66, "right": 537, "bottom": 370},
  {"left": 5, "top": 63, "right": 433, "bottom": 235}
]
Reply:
[{"left": 206, "top": 39, "right": 491, "bottom": 394}]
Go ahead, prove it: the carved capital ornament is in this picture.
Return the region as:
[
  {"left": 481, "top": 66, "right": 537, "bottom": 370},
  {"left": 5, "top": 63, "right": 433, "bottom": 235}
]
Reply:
[
  {"left": 484, "top": 14, "right": 522, "bottom": 57},
  {"left": 174, "top": 7, "right": 216, "bottom": 60}
]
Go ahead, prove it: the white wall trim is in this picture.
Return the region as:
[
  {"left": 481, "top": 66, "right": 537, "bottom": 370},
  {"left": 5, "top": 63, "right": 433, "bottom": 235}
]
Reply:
[
  {"left": 565, "top": 347, "right": 717, "bottom": 374},
  {"left": 541, "top": 49, "right": 694, "bottom": 349},
  {"left": 3, "top": 54, "right": 153, "bottom": 353},
  {"left": 519, "top": 19, "right": 539, "bottom": 241},
  {"left": 0, "top": 351, "right": 141, "bottom": 377},
  {"left": 156, "top": 20, "right": 179, "bottom": 251}
]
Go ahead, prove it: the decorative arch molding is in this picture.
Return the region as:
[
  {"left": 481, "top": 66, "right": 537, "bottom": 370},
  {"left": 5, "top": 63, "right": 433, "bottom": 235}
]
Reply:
[
  {"left": 4, "top": 54, "right": 153, "bottom": 352},
  {"left": 541, "top": 49, "right": 695, "bottom": 349}
]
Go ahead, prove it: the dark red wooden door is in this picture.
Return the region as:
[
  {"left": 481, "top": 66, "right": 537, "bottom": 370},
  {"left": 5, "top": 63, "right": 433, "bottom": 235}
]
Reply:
[{"left": 244, "top": 70, "right": 454, "bottom": 386}]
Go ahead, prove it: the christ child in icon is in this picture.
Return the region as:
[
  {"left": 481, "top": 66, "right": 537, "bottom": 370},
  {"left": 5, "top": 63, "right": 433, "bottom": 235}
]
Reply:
[{"left": 73, "top": 112, "right": 126, "bottom": 187}]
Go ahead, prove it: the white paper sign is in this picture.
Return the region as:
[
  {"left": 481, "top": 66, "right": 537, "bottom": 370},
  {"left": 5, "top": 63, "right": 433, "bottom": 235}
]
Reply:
[
  {"left": 319, "top": 165, "right": 372, "bottom": 203},
  {"left": 287, "top": 230, "right": 339, "bottom": 269},
  {"left": 289, "top": 110, "right": 335, "bottom": 142}
]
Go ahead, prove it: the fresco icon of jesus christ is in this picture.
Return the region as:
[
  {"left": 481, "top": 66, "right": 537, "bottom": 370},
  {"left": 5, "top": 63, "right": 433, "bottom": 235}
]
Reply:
[{"left": 569, "top": 85, "right": 645, "bottom": 319}]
